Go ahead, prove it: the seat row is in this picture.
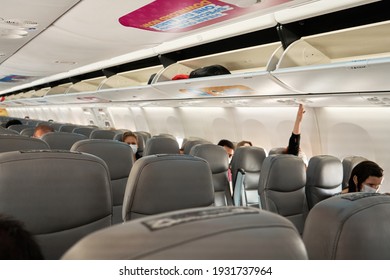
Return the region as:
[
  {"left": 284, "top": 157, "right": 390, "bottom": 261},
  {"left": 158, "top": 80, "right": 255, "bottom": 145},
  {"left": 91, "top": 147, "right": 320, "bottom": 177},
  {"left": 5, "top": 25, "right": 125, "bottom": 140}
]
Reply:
[{"left": 0, "top": 146, "right": 387, "bottom": 259}]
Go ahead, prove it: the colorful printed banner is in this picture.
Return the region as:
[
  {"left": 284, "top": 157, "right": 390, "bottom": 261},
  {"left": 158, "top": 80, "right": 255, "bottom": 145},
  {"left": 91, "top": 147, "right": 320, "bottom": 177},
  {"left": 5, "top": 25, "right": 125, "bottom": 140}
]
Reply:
[{"left": 119, "top": 0, "right": 292, "bottom": 32}]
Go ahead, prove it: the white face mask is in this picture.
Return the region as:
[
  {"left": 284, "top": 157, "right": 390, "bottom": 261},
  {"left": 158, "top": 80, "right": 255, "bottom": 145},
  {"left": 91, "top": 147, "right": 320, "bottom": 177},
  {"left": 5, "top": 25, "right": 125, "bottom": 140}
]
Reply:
[
  {"left": 361, "top": 184, "right": 379, "bottom": 193},
  {"left": 129, "top": 144, "right": 138, "bottom": 154}
]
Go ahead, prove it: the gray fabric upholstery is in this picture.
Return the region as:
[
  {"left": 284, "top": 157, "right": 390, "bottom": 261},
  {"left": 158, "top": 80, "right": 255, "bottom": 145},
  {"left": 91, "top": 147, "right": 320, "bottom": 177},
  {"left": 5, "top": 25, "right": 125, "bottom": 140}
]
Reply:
[
  {"left": 20, "top": 127, "right": 35, "bottom": 137},
  {"left": 303, "top": 193, "right": 390, "bottom": 259},
  {"left": 90, "top": 129, "right": 121, "bottom": 140},
  {"left": 190, "top": 144, "right": 233, "bottom": 206},
  {"left": 122, "top": 154, "right": 214, "bottom": 221},
  {"left": 63, "top": 206, "right": 308, "bottom": 260},
  {"left": 133, "top": 132, "right": 147, "bottom": 156},
  {"left": 0, "top": 126, "right": 20, "bottom": 135},
  {"left": 182, "top": 139, "right": 211, "bottom": 154},
  {"left": 41, "top": 132, "right": 88, "bottom": 150},
  {"left": 143, "top": 136, "right": 180, "bottom": 156},
  {"left": 258, "top": 154, "right": 307, "bottom": 234},
  {"left": 230, "top": 146, "right": 266, "bottom": 207},
  {"left": 341, "top": 156, "right": 368, "bottom": 190},
  {"left": 268, "top": 147, "right": 286, "bottom": 155},
  {"left": 71, "top": 139, "right": 134, "bottom": 224},
  {"left": 306, "top": 155, "right": 343, "bottom": 209},
  {"left": 0, "top": 150, "right": 112, "bottom": 259},
  {"left": 72, "top": 126, "right": 97, "bottom": 138},
  {"left": 0, "top": 134, "right": 49, "bottom": 152},
  {"left": 59, "top": 124, "right": 79, "bottom": 133},
  {"left": 7, "top": 124, "right": 32, "bottom": 133}
]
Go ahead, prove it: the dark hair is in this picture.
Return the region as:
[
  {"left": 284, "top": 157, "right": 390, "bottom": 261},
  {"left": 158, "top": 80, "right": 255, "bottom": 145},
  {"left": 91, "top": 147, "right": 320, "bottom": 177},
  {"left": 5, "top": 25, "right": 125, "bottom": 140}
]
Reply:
[
  {"left": 122, "top": 131, "right": 138, "bottom": 142},
  {"left": 237, "top": 140, "right": 253, "bottom": 147},
  {"left": 0, "top": 214, "right": 44, "bottom": 260},
  {"left": 189, "top": 65, "right": 231, "bottom": 78},
  {"left": 5, "top": 119, "right": 22, "bottom": 128},
  {"left": 348, "top": 160, "right": 384, "bottom": 192},
  {"left": 217, "top": 139, "right": 235, "bottom": 150}
]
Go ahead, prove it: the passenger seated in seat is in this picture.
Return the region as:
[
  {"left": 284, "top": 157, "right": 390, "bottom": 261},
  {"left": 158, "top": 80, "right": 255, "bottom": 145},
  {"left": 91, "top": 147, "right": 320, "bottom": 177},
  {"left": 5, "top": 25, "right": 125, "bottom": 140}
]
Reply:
[
  {"left": 122, "top": 131, "right": 141, "bottom": 160},
  {"left": 0, "top": 214, "right": 44, "bottom": 260},
  {"left": 348, "top": 160, "right": 384, "bottom": 193},
  {"left": 33, "top": 124, "right": 54, "bottom": 138}
]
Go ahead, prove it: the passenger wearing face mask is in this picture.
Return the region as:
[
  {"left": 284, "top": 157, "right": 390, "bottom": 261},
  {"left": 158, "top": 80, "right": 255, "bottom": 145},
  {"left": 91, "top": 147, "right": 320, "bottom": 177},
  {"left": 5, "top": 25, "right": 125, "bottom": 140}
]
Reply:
[
  {"left": 122, "top": 131, "right": 141, "bottom": 161},
  {"left": 348, "top": 160, "right": 384, "bottom": 193}
]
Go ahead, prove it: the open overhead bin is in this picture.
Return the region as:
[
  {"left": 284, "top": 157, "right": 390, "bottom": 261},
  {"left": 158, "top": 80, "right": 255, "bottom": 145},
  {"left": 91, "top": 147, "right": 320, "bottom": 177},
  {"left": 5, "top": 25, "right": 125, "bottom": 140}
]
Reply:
[{"left": 271, "top": 20, "right": 390, "bottom": 94}]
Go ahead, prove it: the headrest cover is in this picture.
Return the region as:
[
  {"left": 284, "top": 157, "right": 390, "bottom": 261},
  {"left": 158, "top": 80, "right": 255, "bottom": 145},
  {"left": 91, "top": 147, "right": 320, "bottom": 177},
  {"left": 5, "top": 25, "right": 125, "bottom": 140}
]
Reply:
[
  {"left": 259, "top": 154, "right": 306, "bottom": 192},
  {"left": 307, "top": 155, "right": 343, "bottom": 188},
  {"left": 63, "top": 206, "right": 308, "bottom": 260},
  {"left": 303, "top": 193, "right": 390, "bottom": 259},
  {"left": 123, "top": 154, "right": 214, "bottom": 221}
]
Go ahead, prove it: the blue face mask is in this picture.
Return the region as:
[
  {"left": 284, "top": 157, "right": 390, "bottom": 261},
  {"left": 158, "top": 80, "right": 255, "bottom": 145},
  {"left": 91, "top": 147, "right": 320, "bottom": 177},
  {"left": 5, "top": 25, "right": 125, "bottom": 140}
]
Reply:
[{"left": 361, "top": 184, "right": 378, "bottom": 193}]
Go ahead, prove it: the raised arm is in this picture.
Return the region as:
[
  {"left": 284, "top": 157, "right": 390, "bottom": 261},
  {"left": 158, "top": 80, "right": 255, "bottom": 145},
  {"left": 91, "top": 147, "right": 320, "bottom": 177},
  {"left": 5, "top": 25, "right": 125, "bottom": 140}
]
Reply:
[{"left": 292, "top": 104, "right": 305, "bottom": 135}]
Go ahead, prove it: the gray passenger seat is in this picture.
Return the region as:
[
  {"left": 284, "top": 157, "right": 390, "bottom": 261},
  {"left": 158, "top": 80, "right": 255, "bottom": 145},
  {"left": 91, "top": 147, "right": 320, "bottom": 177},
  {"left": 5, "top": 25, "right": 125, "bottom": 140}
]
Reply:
[
  {"left": 71, "top": 139, "right": 134, "bottom": 224},
  {"left": 303, "top": 193, "right": 390, "bottom": 259},
  {"left": 0, "top": 134, "right": 49, "bottom": 152},
  {"left": 190, "top": 143, "right": 233, "bottom": 206},
  {"left": 122, "top": 154, "right": 214, "bottom": 221},
  {"left": 258, "top": 154, "right": 308, "bottom": 234},
  {"left": 306, "top": 155, "right": 343, "bottom": 210},
  {"left": 62, "top": 206, "right": 308, "bottom": 260},
  {"left": 230, "top": 146, "right": 266, "bottom": 207},
  {"left": 0, "top": 150, "right": 112, "bottom": 259}
]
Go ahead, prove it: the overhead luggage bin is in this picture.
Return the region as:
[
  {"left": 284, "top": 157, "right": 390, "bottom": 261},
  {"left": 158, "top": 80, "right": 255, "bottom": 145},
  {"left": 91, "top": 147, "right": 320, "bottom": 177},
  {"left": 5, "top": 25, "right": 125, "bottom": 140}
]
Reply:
[{"left": 272, "top": 21, "right": 390, "bottom": 93}]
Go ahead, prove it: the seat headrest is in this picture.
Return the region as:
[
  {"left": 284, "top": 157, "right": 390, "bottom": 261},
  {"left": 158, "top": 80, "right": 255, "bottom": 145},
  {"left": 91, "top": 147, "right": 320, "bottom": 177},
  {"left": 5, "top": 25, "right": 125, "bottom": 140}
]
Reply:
[
  {"left": 63, "top": 206, "right": 308, "bottom": 260},
  {"left": 0, "top": 134, "right": 50, "bottom": 152},
  {"left": 41, "top": 132, "right": 88, "bottom": 150},
  {"left": 341, "top": 156, "right": 368, "bottom": 189},
  {"left": 143, "top": 136, "right": 179, "bottom": 156},
  {"left": 307, "top": 155, "right": 343, "bottom": 189},
  {"left": 231, "top": 146, "right": 266, "bottom": 172},
  {"left": 259, "top": 154, "right": 306, "bottom": 192},
  {"left": 122, "top": 154, "right": 214, "bottom": 221},
  {"left": 71, "top": 139, "right": 133, "bottom": 179},
  {"left": 189, "top": 144, "right": 228, "bottom": 173},
  {"left": 303, "top": 193, "right": 390, "bottom": 259}
]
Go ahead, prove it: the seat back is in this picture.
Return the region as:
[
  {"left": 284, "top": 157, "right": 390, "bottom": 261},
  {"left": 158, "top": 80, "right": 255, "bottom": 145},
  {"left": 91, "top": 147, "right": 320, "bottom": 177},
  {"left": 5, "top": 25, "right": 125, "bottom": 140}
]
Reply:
[
  {"left": 341, "top": 156, "right": 368, "bottom": 192},
  {"left": 182, "top": 139, "right": 211, "bottom": 154},
  {"left": 143, "top": 136, "right": 180, "bottom": 156},
  {"left": 72, "top": 126, "right": 97, "bottom": 138},
  {"left": 268, "top": 147, "right": 286, "bottom": 155},
  {"left": 133, "top": 131, "right": 146, "bottom": 157},
  {"left": 122, "top": 154, "right": 214, "bottom": 221},
  {"left": 190, "top": 143, "right": 233, "bottom": 206},
  {"left": 0, "top": 134, "right": 49, "bottom": 152},
  {"left": 20, "top": 127, "right": 35, "bottom": 137},
  {"left": 59, "top": 124, "right": 79, "bottom": 133},
  {"left": 0, "top": 126, "right": 19, "bottom": 135},
  {"left": 90, "top": 129, "right": 121, "bottom": 140},
  {"left": 303, "top": 193, "right": 390, "bottom": 259},
  {"left": 0, "top": 150, "right": 112, "bottom": 259},
  {"left": 41, "top": 132, "right": 88, "bottom": 150},
  {"left": 258, "top": 154, "right": 307, "bottom": 234},
  {"left": 71, "top": 139, "right": 134, "bottom": 224},
  {"left": 230, "top": 146, "right": 266, "bottom": 207},
  {"left": 63, "top": 206, "right": 308, "bottom": 260},
  {"left": 306, "top": 155, "right": 343, "bottom": 209},
  {"left": 7, "top": 124, "right": 32, "bottom": 133}
]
